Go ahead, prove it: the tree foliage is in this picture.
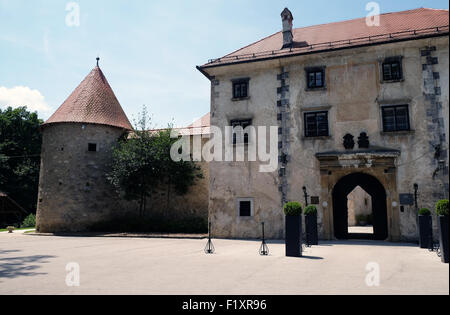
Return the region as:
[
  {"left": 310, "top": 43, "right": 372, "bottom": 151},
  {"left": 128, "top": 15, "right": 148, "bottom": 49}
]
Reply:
[
  {"left": 107, "top": 107, "right": 202, "bottom": 216},
  {"left": 0, "top": 107, "right": 42, "bottom": 213}
]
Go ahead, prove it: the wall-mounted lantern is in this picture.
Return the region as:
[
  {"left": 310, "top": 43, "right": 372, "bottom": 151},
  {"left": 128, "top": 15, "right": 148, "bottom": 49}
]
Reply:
[{"left": 303, "top": 186, "right": 309, "bottom": 206}]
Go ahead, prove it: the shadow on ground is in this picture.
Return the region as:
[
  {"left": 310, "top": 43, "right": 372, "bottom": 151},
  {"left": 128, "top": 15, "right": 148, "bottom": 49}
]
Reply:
[{"left": 0, "top": 255, "right": 56, "bottom": 280}]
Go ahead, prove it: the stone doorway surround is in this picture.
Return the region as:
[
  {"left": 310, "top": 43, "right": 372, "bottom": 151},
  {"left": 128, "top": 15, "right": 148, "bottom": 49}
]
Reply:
[{"left": 316, "top": 147, "right": 401, "bottom": 241}]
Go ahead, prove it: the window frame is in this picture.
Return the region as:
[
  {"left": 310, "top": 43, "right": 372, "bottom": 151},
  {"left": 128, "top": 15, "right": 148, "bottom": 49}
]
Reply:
[
  {"left": 304, "top": 111, "right": 330, "bottom": 138},
  {"left": 237, "top": 198, "right": 254, "bottom": 218},
  {"left": 230, "top": 119, "right": 253, "bottom": 145},
  {"left": 305, "top": 66, "right": 326, "bottom": 90},
  {"left": 231, "top": 78, "right": 250, "bottom": 100},
  {"left": 381, "top": 56, "right": 404, "bottom": 82},
  {"left": 381, "top": 105, "right": 411, "bottom": 133},
  {"left": 88, "top": 143, "right": 98, "bottom": 152}
]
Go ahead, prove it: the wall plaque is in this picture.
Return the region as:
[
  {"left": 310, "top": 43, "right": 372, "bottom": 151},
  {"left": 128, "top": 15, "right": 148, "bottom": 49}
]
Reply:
[
  {"left": 311, "top": 196, "right": 320, "bottom": 205},
  {"left": 399, "top": 194, "right": 414, "bottom": 206}
]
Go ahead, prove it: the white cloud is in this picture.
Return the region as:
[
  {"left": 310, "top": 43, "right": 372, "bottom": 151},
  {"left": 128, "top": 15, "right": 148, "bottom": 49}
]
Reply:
[{"left": 0, "top": 86, "right": 52, "bottom": 114}]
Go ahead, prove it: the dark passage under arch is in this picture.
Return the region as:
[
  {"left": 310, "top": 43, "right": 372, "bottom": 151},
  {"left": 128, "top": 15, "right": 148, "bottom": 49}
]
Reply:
[{"left": 332, "top": 173, "right": 388, "bottom": 240}]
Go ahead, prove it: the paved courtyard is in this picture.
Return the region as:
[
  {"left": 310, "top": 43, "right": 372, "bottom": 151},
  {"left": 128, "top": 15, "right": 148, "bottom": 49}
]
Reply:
[{"left": 0, "top": 233, "right": 448, "bottom": 295}]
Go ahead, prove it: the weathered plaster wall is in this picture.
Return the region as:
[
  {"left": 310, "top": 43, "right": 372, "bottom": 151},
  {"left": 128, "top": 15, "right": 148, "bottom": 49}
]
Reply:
[{"left": 206, "top": 36, "right": 449, "bottom": 241}]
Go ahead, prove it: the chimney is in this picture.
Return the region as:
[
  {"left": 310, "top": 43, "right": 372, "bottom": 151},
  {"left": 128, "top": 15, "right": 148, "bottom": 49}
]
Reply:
[{"left": 281, "top": 8, "right": 294, "bottom": 49}]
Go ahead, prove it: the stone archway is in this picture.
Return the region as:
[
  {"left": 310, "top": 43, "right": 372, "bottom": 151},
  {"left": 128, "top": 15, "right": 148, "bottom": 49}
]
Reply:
[
  {"left": 332, "top": 173, "right": 388, "bottom": 240},
  {"left": 316, "top": 147, "right": 401, "bottom": 241}
]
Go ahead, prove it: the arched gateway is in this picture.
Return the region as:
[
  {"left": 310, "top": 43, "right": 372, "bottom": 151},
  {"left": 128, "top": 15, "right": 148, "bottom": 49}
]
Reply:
[
  {"left": 316, "top": 147, "right": 401, "bottom": 241},
  {"left": 332, "top": 173, "right": 388, "bottom": 240}
]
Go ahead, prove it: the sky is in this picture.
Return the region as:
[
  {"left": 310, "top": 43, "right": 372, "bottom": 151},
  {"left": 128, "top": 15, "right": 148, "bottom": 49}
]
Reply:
[{"left": 0, "top": 0, "right": 448, "bottom": 128}]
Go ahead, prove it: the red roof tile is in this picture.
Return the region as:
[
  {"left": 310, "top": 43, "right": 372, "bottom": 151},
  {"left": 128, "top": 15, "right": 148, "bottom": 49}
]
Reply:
[
  {"left": 44, "top": 66, "right": 133, "bottom": 130},
  {"left": 202, "top": 8, "right": 449, "bottom": 67}
]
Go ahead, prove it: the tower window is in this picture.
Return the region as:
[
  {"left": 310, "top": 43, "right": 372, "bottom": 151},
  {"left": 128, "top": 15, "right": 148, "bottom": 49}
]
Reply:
[{"left": 88, "top": 143, "right": 98, "bottom": 152}]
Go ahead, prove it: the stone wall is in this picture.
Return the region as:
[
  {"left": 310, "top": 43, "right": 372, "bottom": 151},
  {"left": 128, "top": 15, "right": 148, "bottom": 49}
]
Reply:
[
  {"left": 206, "top": 36, "right": 449, "bottom": 241},
  {"left": 36, "top": 123, "right": 128, "bottom": 232},
  {"left": 139, "top": 160, "right": 209, "bottom": 221},
  {"left": 347, "top": 186, "right": 372, "bottom": 226},
  {"left": 36, "top": 123, "right": 209, "bottom": 232}
]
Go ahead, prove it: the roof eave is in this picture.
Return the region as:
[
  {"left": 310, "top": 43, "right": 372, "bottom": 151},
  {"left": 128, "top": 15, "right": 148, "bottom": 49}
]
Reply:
[
  {"left": 200, "top": 31, "right": 449, "bottom": 70},
  {"left": 196, "top": 65, "right": 213, "bottom": 80},
  {"left": 41, "top": 121, "right": 133, "bottom": 132}
]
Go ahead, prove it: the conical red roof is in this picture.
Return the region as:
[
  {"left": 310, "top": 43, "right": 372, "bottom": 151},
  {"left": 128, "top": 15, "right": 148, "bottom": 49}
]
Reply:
[{"left": 44, "top": 66, "right": 133, "bottom": 130}]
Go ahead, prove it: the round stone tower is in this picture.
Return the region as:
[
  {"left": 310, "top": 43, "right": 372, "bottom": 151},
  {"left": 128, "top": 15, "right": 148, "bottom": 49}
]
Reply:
[{"left": 36, "top": 62, "right": 133, "bottom": 233}]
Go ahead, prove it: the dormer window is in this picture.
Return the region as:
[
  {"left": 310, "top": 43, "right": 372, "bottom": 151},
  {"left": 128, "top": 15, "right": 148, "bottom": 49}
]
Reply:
[
  {"left": 382, "top": 57, "right": 403, "bottom": 82},
  {"left": 306, "top": 67, "right": 326, "bottom": 89},
  {"left": 232, "top": 78, "right": 250, "bottom": 100}
]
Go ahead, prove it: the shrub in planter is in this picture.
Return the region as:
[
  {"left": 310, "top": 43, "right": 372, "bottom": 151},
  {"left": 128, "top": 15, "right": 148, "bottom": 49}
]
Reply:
[
  {"left": 436, "top": 200, "right": 449, "bottom": 263},
  {"left": 419, "top": 208, "right": 431, "bottom": 216},
  {"left": 436, "top": 200, "right": 449, "bottom": 216},
  {"left": 418, "top": 208, "right": 432, "bottom": 249},
  {"left": 284, "top": 202, "right": 303, "bottom": 257},
  {"left": 284, "top": 202, "right": 303, "bottom": 216},
  {"left": 304, "top": 205, "right": 317, "bottom": 216},
  {"left": 7, "top": 226, "right": 15, "bottom": 233},
  {"left": 304, "top": 205, "right": 319, "bottom": 246}
]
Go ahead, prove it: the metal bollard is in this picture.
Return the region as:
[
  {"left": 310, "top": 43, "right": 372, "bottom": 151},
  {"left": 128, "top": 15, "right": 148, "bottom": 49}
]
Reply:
[
  {"left": 204, "top": 222, "right": 215, "bottom": 254},
  {"left": 259, "top": 222, "right": 269, "bottom": 256}
]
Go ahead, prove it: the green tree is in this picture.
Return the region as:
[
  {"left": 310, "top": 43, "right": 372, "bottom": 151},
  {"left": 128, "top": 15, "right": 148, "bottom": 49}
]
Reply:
[
  {"left": 0, "top": 107, "right": 43, "bottom": 213},
  {"left": 107, "top": 107, "right": 202, "bottom": 217}
]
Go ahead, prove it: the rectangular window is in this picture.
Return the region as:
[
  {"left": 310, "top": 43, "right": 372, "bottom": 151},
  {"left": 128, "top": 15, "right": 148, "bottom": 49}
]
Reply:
[
  {"left": 231, "top": 119, "right": 252, "bottom": 144},
  {"left": 382, "top": 105, "right": 410, "bottom": 132},
  {"left": 238, "top": 198, "right": 253, "bottom": 217},
  {"left": 232, "top": 79, "right": 249, "bottom": 99},
  {"left": 306, "top": 68, "right": 325, "bottom": 89},
  {"left": 304, "top": 111, "right": 329, "bottom": 137},
  {"left": 88, "top": 143, "right": 98, "bottom": 152},
  {"left": 382, "top": 57, "right": 403, "bottom": 81}
]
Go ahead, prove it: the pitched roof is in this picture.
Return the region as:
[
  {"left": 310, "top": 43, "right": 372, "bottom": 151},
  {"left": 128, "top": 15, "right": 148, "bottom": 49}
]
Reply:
[
  {"left": 201, "top": 8, "right": 449, "bottom": 68},
  {"left": 179, "top": 112, "right": 211, "bottom": 136},
  {"left": 44, "top": 66, "right": 133, "bottom": 130},
  {"left": 146, "top": 113, "right": 211, "bottom": 136}
]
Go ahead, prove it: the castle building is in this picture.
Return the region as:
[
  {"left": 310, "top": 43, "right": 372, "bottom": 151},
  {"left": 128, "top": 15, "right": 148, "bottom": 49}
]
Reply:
[
  {"left": 197, "top": 8, "right": 449, "bottom": 241},
  {"left": 36, "top": 63, "right": 134, "bottom": 232},
  {"left": 36, "top": 63, "right": 210, "bottom": 233}
]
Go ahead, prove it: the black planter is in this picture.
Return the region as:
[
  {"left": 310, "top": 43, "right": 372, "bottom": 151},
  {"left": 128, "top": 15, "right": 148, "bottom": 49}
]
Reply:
[
  {"left": 418, "top": 215, "right": 433, "bottom": 249},
  {"left": 285, "top": 215, "right": 302, "bottom": 257},
  {"left": 305, "top": 214, "right": 319, "bottom": 246},
  {"left": 438, "top": 216, "right": 449, "bottom": 264}
]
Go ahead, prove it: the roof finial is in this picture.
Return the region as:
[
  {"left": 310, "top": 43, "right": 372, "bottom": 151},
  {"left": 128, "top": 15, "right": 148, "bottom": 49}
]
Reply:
[{"left": 96, "top": 57, "right": 100, "bottom": 67}]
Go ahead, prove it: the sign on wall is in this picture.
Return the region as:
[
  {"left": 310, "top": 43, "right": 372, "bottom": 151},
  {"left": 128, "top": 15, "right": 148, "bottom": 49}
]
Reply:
[
  {"left": 311, "top": 196, "right": 320, "bottom": 205},
  {"left": 399, "top": 194, "right": 414, "bottom": 206}
]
